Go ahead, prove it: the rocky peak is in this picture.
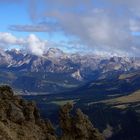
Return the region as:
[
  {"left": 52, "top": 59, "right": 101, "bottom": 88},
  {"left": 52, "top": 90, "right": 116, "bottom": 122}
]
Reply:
[
  {"left": 44, "top": 48, "right": 66, "bottom": 59},
  {"left": 0, "top": 85, "right": 57, "bottom": 140},
  {"left": 59, "top": 103, "right": 104, "bottom": 140},
  {"left": 71, "top": 70, "right": 83, "bottom": 81},
  {"left": 0, "top": 49, "right": 12, "bottom": 66}
]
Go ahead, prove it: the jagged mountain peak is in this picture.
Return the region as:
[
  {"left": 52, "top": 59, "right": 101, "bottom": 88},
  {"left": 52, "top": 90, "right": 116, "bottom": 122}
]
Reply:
[{"left": 42, "top": 48, "right": 70, "bottom": 62}]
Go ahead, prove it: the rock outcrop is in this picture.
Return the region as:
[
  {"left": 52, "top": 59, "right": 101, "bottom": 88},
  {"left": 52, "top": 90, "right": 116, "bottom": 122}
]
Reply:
[
  {"left": 59, "top": 103, "right": 104, "bottom": 140},
  {"left": 0, "top": 85, "right": 57, "bottom": 140},
  {"left": 0, "top": 85, "right": 104, "bottom": 140}
]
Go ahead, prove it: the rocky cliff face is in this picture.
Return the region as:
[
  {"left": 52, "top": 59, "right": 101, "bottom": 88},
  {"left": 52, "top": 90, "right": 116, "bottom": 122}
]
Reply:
[
  {"left": 0, "top": 85, "right": 56, "bottom": 140},
  {"left": 0, "top": 85, "right": 104, "bottom": 140}
]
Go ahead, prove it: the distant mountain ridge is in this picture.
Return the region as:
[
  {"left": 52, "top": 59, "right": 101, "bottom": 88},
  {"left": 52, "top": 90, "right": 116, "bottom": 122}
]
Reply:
[{"left": 0, "top": 48, "right": 140, "bottom": 94}]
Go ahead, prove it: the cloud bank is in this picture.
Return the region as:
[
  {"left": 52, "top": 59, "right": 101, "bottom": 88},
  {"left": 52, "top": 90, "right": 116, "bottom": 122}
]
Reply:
[
  {"left": 9, "top": 25, "right": 52, "bottom": 32},
  {"left": 0, "top": 32, "right": 47, "bottom": 56},
  {"left": 26, "top": 34, "right": 46, "bottom": 56},
  {"left": 0, "top": 32, "right": 24, "bottom": 47},
  {"left": 6, "top": 0, "right": 140, "bottom": 56}
]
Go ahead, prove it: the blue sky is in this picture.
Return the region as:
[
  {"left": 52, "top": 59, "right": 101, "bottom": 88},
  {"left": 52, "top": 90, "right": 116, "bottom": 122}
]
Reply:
[
  {"left": 0, "top": 2, "right": 28, "bottom": 30},
  {"left": 0, "top": 0, "right": 140, "bottom": 56},
  {"left": 0, "top": 1, "right": 67, "bottom": 41}
]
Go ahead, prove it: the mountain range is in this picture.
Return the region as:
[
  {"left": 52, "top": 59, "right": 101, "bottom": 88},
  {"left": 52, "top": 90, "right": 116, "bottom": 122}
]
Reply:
[
  {"left": 1, "top": 48, "right": 140, "bottom": 139},
  {"left": 0, "top": 48, "right": 140, "bottom": 94}
]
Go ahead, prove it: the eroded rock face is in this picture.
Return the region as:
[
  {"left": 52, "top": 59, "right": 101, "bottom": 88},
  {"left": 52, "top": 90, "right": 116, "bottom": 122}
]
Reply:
[
  {"left": 59, "top": 103, "right": 104, "bottom": 140},
  {"left": 0, "top": 85, "right": 104, "bottom": 140},
  {"left": 0, "top": 85, "right": 57, "bottom": 140}
]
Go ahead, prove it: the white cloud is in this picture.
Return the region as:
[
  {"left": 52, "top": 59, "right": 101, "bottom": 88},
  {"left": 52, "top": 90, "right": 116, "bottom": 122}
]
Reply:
[
  {"left": 26, "top": 34, "right": 47, "bottom": 56},
  {"left": 0, "top": 32, "right": 17, "bottom": 45},
  {"left": 0, "top": 32, "right": 47, "bottom": 56},
  {"left": 9, "top": 24, "right": 52, "bottom": 32},
  {"left": 47, "top": 1, "right": 140, "bottom": 56},
  {"left": 0, "top": 32, "right": 24, "bottom": 47},
  {"left": 6, "top": 0, "right": 140, "bottom": 56}
]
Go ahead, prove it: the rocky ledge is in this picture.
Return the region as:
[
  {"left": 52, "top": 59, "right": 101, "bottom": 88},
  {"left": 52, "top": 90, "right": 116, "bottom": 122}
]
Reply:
[{"left": 0, "top": 85, "right": 104, "bottom": 140}]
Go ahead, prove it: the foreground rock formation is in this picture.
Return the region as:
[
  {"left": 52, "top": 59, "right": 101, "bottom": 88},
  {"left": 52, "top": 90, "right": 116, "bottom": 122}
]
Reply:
[
  {"left": 0, "top": 85, "right": 104, "bottom": 140},
  {"left": 59, "top": 103, "right": 104, "bottom": 140}
]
